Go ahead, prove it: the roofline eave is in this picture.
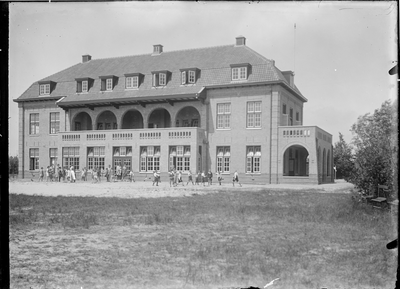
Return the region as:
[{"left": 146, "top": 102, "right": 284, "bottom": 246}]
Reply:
[{"left": 205, "top": 80, "right": 308, "bottom": 102}]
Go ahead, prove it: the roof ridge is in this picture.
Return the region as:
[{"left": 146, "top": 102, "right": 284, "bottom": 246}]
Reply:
[
  {"left": 242, "top": 45, "right": 272, "bottom": 63},
  {"left": 90, "top": 44, "right": 235, "bottom": 62}
]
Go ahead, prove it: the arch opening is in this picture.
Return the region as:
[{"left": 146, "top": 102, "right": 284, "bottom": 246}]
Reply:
[
  {"left": 148, "top": 108, "right": 171, "bottom": 128},
  {"left": 121, "top": 110, "right": 144, "bottom": 129},
  {"left": 175, "top": 106, "right": 201, "bottom": 127},
  {"left": 72, "top": 112, "right": 92, "bottom": 131},
  {"left": 283, "top": 145, "right": 309, "bottom": 176},
  {"left": 96, "top": 111, "right": 117, "bottom": 130}
]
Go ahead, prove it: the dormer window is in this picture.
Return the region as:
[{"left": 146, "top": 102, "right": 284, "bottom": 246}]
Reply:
[
  {"left": 75, "top": 77, "right": 93, "bottom": 93},
  {"left": 180, "top": 68, "right": 199, "bottom": 85},
  {"left": 230, "top": 63, "right": 251, "bottom": 81},
  {"left": 124, "top": 73, "right": 143, "bottom": 89},
  {"left": 99, "top": 75, "right": 117, "bottom": 91},
  {"left": 38, "top": 81, "right": 55, "bottom": 96},
  {"left": 152, "top": 71, "right": 170, "bottom": 87},
  {"left": 40, "top": 84, "right": 50, "bottom": 95}
]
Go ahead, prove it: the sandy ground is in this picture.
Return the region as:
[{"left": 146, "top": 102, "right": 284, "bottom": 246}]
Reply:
[{"left": 8, "top": 178, "right": 354, "bottom": 198}]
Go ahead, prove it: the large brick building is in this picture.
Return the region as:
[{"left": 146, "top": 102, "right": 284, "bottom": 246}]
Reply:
[{"left": 14, "top": 36, "right": 334, "bottom": 184}]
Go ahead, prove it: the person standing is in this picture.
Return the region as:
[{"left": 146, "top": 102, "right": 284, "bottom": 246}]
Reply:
[
  {"left": 97, "top": 167, "right": 102, "bottom": 183},
  {"left": 152, "top": 170, "right": 159, "bottom": 186},
  {"left": 207, "top": 170, "right": 213, "bottom": 186},
  {"left": 232, "top": 170, "right": 242, "bottom": 187},
  {"left": 45, "top": 166, "right": 50, "bottom": 182},
  {"left": 39, "top": 167, "right": 44, "bottom": 182},
  {"left": 57, "top": 165, "right": 62, "bottom": 182},
  {"left": 186, "top": 170, "right": 194, "bottom": 185},
  {"left": 129, "top": 170, "right": 135, "bottom": 182},
  {"left": 173, "top": 169, "right": 178, "bottom": 187},
  {"left": 201, "top": 171, "right": 206, "bottom": 186},
  {"left": 217, "top": 171, "right": 223, "bottom": 185},
  {"left": 169, "top": 169, "right": 174, "bottom": 187},
  {"left": 70, "top": 165, "right": 76, "bottom": 183}
]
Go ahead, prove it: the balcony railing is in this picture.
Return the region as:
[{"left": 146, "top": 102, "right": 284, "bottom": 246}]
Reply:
[
  {"left": 278, "top": 126, "right": 332, "bottom": 144},
  {"left": 59, "top": 127, "right": 205, "bottom": 144}
]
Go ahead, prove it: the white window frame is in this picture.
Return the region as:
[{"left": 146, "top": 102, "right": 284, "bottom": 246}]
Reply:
[
  {"left": 181, "top": 71, "right": 186, "bottom": 85},
  {"left": 246, "top": 146, "right": 261, "bottom": 173},
  {"left": 216, "top": 146, "right": 230, "bottom": 173},
  {"left": 49, "top": 112, "right": 60, "bottom": 134},
  {"left": 232, "top": 67, "right": 247, "bottom": 80},
  {"left": 30, "top": 113, "right": 39, "bottom": 135},
  {"left": 82, "top": 80, "right": 88, "bottom": 92},
  {"left": 247, "top": 101, "right": 262, "bottom": 128},
  {"left": 30, "top": 148, "right": 39, "bottom": 170},
  {"left": 39, "top": 84, "right": 50, "bottom": 95},
  {"left": 159, "top": 73, "right": 166, "bottom": 86},
  {"left": 126, "top": 76, "right": 139, "bottom": 89},
  {"left": 188, "top": 70, "right": 196, "bottom": 83},
  {"left": 106, "top": 78, "right": 113, "bottom": 91},
  {"left": 216, "top": 103, "right": 231, "bottom": 129}
]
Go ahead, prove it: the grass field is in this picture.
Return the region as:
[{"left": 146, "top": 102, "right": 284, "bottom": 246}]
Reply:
[{"left": 9, "top": 187, "right": 397, "bottom": 289}]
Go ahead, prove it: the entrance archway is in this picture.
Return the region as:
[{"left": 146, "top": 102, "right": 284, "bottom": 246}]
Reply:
[
  {"left": 175, "top": 106, "right": 201, "bottom": 127},
  {"left": 121, "top": 110, "right": 144, "bottom": 129},
  {"left": 283, "top": 145, "right": 309, "bottom": 176},
  {"left": 148, "top": 108, "right": 171, "bottom": 128},
  {"left": 72, "top": 112, "right": 92, "bottom": 131},
  {"left": 96, "top": 111, "right": 117, "bottom": 130}
]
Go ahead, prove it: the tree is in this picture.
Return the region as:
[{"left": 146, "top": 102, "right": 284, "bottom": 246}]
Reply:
[
  {"left": 349, "top": 100, "right": 395, "bottom": 195},
  {"left": 333, "top": 132, "right": 354, "bottom": 180},
  {"left": 9, "top": 156, "right": 18, "bottom": 176}
]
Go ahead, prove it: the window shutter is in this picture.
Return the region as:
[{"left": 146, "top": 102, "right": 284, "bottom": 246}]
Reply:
[{"left": 182, "top": 71, "right": 186, "bottom": 84}]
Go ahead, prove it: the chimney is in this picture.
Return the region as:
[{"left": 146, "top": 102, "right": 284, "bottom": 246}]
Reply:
[
  {"left": 152, "top": 44, "right": 163, "bottom": 55},
  {"left": 235, "top": 35, "right": 246, "bottom": 46},
  {"left": 82, "top": 55, "right": 92, "bottom": 63},
  {"left": 282, "top": 71, "right": 295, "bottom": 88}
]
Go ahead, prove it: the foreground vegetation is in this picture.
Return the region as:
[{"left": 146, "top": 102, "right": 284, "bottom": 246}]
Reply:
[{"left": 9, "top": 189, "right": 397, "bottom": 289}]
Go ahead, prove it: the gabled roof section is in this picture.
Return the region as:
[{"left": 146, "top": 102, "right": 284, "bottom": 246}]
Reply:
[{"left": 15, "top": 42, "right": 307, "bottom": 104}]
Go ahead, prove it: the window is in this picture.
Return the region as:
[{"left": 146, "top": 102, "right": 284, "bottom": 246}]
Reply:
[
  {"left": 30, "top": 148, "right": 39, "bottom": 170},
  {"left": 100, "top": 76, "right": 116, "bottom": 91},
  {"left": 216, "top": 103, "right": 231, "bottom": 129},
  {"left": 296, "top": 112, "right": 300, "bottom": 122},
  {"left": 106, "top": 79, "right": 113, "bottom": 90},
  {"left": 246, "top": 146, "right": 261, "bottom": 173},
  {"left": 216, "top": 146, "right": 230, "bottom": 173},
  {"left": 87, "top": 147, "right": 105, "bottom": 170},
  {"left": 63, "top": 147, "right": 80, "bottom": 170},
  {"left": 247, "top": 101, "right": 261, "bottom": 128},
  {"left": 152, "top": 71, "right": 170, "bottom": 87},
  {"left": 30, "top": 113, "right": 39, "bottom": 135},
  {"left": 282, "top": 104, "right": 287, "bottom": 114},
  {"left": 39, "top": 84, "right": 50, "bottom": 95},
  {"left": 113, "top": 146, "right": 132, "bottom": 171},
  {"left": 126, "top": 76, "right": 139, "bottom": 89},
  {"left": 76, "top": 78, "right": 92, "bottom": 93},
  {"left": 140, "top": 146, "right": 160, "bottom": 172},
  {"left": 49, "top": 112, "right": 60, "bottom": 134},
  {"left": 169, "top": 146, "right": 190, "bottom": 172},
  {"left": 82, "top": 81, "right": 88, "bottom": 92},
  {"left": 49, "top": 148, "right": 58, "bottom": 166},
  {"left": 181, "top": 69, "right": 197, "bottom": 84},
  {"left": 289, "top": 108, "right": 293, "bottom": 126},
  {"left": 232, "top": 67, "right": 247, "bottom": 80}
]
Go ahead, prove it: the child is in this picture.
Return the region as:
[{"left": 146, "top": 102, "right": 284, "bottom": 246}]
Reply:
[
  {"left": 217, "top": 171, "right": 223, "bottom": 185},
  {"left": 186, "top": 170, "right": 194, "bottom": 185},
  {"left": 39, "top": 167, "right": 44, "bottom": 182},
  {"left": 232, "top": 170, "right": 242, "bottom": 187},
  {"left": 201, "top": 171, "right": 206, "bottom": 186},
  {"left": 129, "top": 170, "right": 135, "bottom": 182},
  {"left": 169, "top": 169, "right": 174, "bottom": 187},
  {"left": 207, "top": 170, "right": 213, "bottom": 186},
  {"left": 152, "top": 170, "right": 159, "bottom": 186}
]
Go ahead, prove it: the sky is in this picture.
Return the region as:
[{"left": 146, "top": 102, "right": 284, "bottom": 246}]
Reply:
[{"left": 8, "top": 1, "right": 398, "bottom": 156}]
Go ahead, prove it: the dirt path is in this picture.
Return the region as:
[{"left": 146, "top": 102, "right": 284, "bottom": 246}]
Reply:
[{"left": 8, "top": 179, "right": 354, "bottom": 198}]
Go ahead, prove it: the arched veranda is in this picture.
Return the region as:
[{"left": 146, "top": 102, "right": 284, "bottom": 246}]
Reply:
[
  {"left": 72, "top": 112, "right": 92, "bottom": 131},
  {"left": 283, "top": 145, "right": 309, "bottom": 176},
  {"left": 148, "top": 108, "right": 171, "bottom": 128},
  {"left": 121, "top": 110, "right": 144, "bottom": 129},
  {"left": 96, "top": 111, "right": 117, "bottom": 130},
  {"left": 175, "top": 106, "right": 201, "bottom": 127}
]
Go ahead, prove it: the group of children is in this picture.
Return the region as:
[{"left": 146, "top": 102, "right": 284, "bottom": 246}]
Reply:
[{"left": 38, "top": 165, "right": 242, "bottom": 187}]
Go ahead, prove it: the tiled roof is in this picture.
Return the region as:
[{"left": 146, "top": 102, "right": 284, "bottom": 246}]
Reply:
[{"left": 15, "top": 43, "right": 306, "bottom": 104}]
